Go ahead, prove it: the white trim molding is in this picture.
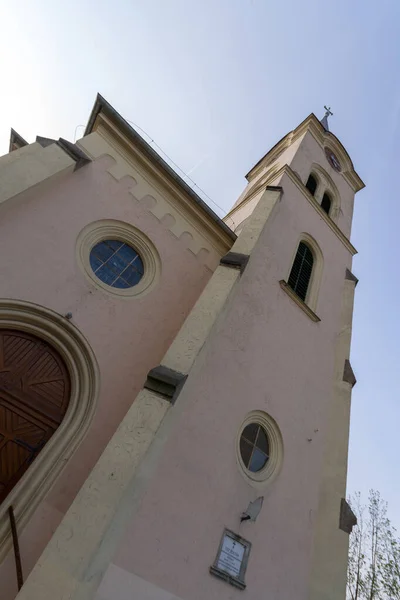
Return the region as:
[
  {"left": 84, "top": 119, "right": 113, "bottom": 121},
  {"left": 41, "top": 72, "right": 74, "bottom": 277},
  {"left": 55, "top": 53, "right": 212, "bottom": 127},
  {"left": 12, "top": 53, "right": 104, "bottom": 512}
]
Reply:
[
  {"left": 236, "top": 410, "right": 283, "bottom": 488},
  {"left": 0, "top": 299, "right": 99, "bottom": 561},
  {"left": 76, "top": 219, "right": 161, "bottom": 299},
  {"left": 279, "top": 280, "right": 321, "bottom": 322}
]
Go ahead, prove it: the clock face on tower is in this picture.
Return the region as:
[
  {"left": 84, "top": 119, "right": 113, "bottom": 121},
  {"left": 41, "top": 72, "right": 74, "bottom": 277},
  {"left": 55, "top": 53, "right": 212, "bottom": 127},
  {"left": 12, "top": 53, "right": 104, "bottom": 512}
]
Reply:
[{"left": 325, "top": 148, "right": 341, "bottom": 172}]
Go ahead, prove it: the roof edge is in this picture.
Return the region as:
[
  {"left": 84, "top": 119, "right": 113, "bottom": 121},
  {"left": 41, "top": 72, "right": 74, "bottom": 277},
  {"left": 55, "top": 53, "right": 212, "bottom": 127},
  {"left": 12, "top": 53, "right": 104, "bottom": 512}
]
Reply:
[
  {"left": 9, "top": 128, "right": 28, "bottom": 153},
  {"left": 84, "top": 94, "right": 236, "bottom": 242}
]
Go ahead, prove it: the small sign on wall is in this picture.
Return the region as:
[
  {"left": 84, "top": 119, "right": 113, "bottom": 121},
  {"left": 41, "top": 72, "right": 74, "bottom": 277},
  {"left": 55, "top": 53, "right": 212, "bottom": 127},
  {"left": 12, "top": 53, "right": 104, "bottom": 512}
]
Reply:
[{"left": 209, "top": 529, "right": 251, "bottom": 590}]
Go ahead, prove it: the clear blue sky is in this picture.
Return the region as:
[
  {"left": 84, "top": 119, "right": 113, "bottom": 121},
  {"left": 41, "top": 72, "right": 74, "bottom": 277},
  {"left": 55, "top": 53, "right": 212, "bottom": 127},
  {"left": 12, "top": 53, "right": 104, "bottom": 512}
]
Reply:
[{"left": 1, "top": 0, "right": 399, "bottom": 526}]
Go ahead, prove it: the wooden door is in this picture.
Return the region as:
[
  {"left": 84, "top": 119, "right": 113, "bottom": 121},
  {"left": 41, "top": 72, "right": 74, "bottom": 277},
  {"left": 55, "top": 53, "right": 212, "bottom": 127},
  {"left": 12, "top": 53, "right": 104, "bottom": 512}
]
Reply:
[{"left": 0, "top": 330, "right": 70, "bottom": 504}]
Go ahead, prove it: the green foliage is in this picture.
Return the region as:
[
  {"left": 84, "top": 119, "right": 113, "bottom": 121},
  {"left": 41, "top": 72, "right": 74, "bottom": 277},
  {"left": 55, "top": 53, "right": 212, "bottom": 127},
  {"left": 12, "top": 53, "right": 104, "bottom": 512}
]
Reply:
[{"left": 347, "top": 490, "right": 400, "bottom": 599}]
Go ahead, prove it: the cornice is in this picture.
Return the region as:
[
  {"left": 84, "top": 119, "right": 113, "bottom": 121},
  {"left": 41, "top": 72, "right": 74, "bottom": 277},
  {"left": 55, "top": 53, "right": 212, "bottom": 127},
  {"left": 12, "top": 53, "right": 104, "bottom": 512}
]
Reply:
[
  {"left": 224, "top": 165, "right": 285, "bottom": 222},
  {"left": 245, "top": 133, "right": 291, "bottom": 182},
  {"left": 226, "top": 164, "right": 357, "bottom": 256},
  {"left": 284, "top": 166, "right": 357, "bottom": 255},
  {"left": 85, "top": 94, "right": 236, "bottom": 251},
  {"left": 300, "top": 116, "right": 364, "bottom": 192},
  {"left": 91, "top": 113, "right": 235, "bottom": 254}
]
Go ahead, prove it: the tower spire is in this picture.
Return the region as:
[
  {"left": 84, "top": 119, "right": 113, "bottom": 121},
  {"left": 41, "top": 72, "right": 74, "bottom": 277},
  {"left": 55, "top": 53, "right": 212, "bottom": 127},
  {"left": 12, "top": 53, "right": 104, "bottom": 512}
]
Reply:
[{"left": 320, "top": 105, "right": 333, "bottom": 131}]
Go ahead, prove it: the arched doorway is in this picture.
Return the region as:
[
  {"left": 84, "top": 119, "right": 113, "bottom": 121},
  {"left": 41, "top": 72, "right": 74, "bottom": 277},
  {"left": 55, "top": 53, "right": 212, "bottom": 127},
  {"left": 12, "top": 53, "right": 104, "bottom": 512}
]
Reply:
[{"left": 0, "top": 330, "right": 71, "bottom": 504}]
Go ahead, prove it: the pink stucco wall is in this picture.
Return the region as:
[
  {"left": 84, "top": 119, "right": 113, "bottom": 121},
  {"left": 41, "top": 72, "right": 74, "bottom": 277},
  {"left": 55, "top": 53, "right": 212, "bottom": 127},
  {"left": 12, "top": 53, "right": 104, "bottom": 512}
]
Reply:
[
  {"left": 103, "top": 171, "right": 354, "bottom": 599},
  {"left": 0, "top": 155, "right": 221, "bottom": 599}
]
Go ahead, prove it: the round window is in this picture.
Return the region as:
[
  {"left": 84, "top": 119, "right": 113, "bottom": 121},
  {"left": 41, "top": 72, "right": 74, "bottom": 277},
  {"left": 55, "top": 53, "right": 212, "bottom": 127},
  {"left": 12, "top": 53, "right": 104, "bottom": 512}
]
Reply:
[
  {"left": 239, "top": 423, "right": 270, "bottom": 473},
  {"left": 89, "top": 240, "right": 144, "bottom": 289}
]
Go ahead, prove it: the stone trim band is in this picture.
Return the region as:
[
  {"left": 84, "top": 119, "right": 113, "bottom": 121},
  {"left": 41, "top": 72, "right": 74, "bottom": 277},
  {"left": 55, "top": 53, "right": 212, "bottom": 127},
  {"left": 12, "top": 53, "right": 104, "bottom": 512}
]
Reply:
[
  {"left": 144, "top": 365, "right": 187, "bottom": 404},
  {"left": 343, "top": 359, "right": 357, "bottom": 387},
  {"left": 220, "top": 252, "right": 250, "bottom": 274},
  {"left": 339, "top": 498, "right": 357, "bottom": 534}
]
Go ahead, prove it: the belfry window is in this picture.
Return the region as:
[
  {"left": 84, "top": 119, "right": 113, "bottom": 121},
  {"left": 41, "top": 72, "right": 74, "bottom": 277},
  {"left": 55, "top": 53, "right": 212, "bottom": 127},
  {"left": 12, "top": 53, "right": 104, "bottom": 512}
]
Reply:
[
  {"left": 305, "top": 174, "right": 317, "bottom": 196},
  {"left": 321, "top": 193, "right": 331, "bottom": 215},
  {"left": 288, "top": 242, "right": 314, "bottom": 302}
]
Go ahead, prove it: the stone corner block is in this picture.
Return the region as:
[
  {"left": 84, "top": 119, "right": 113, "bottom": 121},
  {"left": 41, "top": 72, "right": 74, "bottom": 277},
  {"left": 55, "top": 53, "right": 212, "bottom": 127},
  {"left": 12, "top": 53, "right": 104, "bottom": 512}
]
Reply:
[
  {"left": 339, "top": 498, "right": 357, "bottom": 534},
  {"left": 144, "top": 365, "right": 187, "bottom": 404},
  {"left": 343, "top": 359, "right": 357, "bottom": 387},
  {"left": 57, "top": 138, "right": 92, "bottom": 170},
  {"left": 345, "top": 268, "right": 359, "bottom": 286},
  {"left": 220, "top": 251, "right": 250, "bottom": 274}
]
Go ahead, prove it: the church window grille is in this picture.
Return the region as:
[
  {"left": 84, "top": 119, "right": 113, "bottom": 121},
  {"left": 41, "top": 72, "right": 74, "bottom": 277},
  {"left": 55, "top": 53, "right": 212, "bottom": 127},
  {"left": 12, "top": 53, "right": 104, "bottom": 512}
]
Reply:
[
  {"left": 89, "top": 240, "right": 144, "bottom": 289},
  {"left": 288, "top": 242, "right": 314, "bottom": 302}
]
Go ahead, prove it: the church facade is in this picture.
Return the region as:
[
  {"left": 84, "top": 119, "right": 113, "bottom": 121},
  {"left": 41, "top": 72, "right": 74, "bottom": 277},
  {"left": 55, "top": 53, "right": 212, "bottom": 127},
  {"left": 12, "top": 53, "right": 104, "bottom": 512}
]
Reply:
[{"left": 0, "top": 95, "right": 364, "bottom": 600}]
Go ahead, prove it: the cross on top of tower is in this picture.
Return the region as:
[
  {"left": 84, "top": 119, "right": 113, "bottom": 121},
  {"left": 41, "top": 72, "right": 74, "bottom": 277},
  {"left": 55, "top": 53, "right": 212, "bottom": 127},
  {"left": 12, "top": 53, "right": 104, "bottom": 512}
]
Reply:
[{"left": 320, "top": 105, "right": 333, "bottom": 132}]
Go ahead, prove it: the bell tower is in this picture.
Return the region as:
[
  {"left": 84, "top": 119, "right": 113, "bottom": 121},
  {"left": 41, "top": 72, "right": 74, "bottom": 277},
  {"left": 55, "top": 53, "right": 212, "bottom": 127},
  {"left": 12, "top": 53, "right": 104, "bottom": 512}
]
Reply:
[
  {"left": 14, "top": 109, "right": 364, "bottom": 600},
  {"left": 221, "top": 109, "right": 365, "bottom": 598},
  {"left": 222, "top": 107, "right": 364, "bottom": 600}
]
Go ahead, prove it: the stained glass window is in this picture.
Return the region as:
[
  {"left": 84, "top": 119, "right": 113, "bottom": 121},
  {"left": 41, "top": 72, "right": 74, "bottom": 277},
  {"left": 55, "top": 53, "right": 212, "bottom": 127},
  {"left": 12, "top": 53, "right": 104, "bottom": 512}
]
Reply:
[{"left": 89, "top": 240, "right": 144, "bottom": 289}]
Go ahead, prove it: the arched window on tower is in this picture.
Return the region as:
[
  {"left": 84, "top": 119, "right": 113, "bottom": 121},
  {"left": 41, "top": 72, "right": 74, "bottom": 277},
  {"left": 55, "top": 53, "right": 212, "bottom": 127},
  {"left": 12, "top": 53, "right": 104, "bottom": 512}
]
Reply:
[
  {"left": 305, "top": 174, "right": 317, "bottom": 196},
  {"left": 320, "top": 193, "right": 331, "bottom": 216},
  {"left": 288, "top": 242, "right": 314, "bottom": 302}
]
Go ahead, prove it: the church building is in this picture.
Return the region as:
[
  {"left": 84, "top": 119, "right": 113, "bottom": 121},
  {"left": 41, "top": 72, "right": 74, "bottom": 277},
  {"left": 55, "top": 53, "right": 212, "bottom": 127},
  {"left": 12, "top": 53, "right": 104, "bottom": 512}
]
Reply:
[{"left": 0, "top": 95, "right": 364, "bottom": 600}]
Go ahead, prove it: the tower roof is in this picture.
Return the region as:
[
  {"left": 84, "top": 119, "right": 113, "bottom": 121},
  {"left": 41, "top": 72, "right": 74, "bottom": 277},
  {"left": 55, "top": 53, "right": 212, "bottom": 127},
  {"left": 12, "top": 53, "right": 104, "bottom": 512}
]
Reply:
[{"left": 246, "top": 113, "right": 365, "bottom": 193}]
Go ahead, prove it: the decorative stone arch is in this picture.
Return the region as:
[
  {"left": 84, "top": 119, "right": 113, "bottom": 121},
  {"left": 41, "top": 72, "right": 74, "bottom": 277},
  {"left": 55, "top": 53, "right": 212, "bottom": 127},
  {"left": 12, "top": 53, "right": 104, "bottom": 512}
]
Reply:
[
  {"left": 287, "top": 233, "right": 324, "bottom": 312},
  {"left": 0, "top": 299, "right": 99, "bottom": 560},
  {"left": 308, "top": 164, "right": 341, "bottom": 220}
]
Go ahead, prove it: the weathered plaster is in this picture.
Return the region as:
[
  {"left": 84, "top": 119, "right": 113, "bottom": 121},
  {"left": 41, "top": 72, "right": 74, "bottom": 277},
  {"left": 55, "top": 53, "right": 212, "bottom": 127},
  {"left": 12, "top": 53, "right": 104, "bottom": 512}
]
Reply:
[
  {"left": 163, "top": 186, "right": 282, "bottom": 374},
  {"left": 0, "top": 142, "right": 75, "bottom": 206},
  {"left": 95, "top": 563, "right": 184, "bottom": 600},
  {"left": 308, "top": 272, "right": 358, "bottom": 600}
]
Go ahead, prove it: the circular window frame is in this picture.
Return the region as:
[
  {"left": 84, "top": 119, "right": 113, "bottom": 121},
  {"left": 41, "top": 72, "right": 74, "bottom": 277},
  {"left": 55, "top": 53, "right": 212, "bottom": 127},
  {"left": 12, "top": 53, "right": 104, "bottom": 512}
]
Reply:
[
  {"left": 236, "top": 411, "right": 283, "bottom": 487},
  {"left": 77, "top": 220, "right": 161, "bottom": 298}
]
